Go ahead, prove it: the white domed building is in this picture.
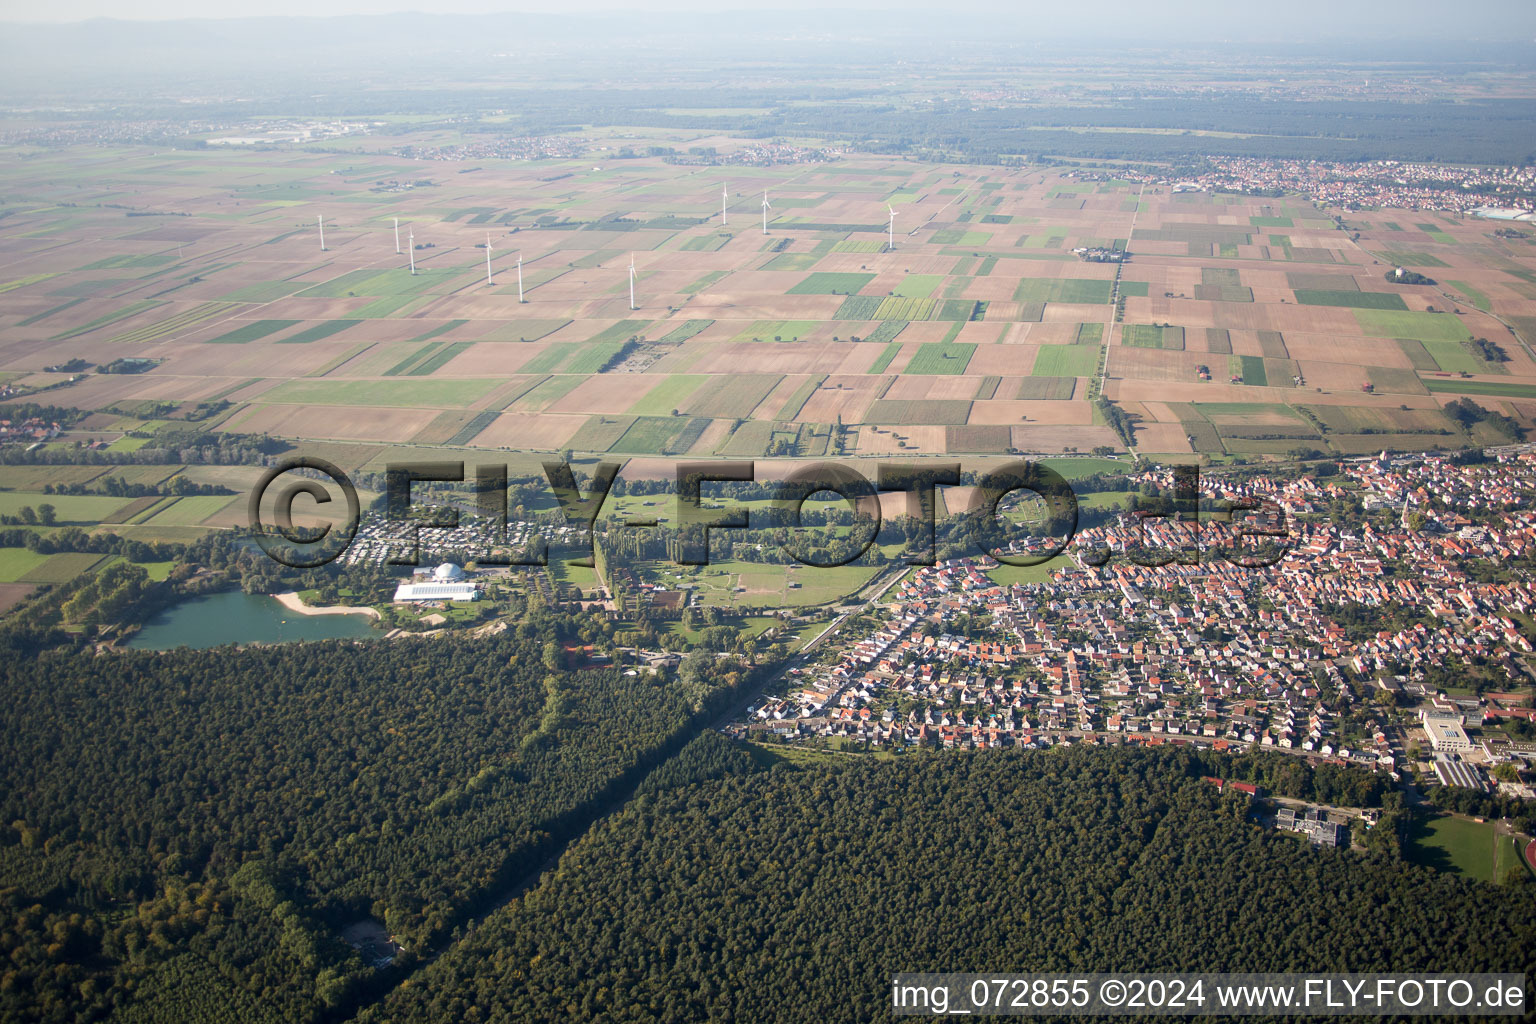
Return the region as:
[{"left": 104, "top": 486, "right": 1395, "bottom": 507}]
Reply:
[{"left": 394, "top": 561, "right": 479, "bottom": 603}]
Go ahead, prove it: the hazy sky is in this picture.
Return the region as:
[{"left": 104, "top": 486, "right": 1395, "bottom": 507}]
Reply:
[
  {"left": 3, "top": 0, "right": 1533, "bottom": 33},
  {"left": 11, "top": 0, "right": 948, "bottom": 18}
]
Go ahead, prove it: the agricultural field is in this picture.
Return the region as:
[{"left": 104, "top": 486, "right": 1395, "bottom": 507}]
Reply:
[{"left": 0, "top": 143, "right": 1531, "bottom": 478}]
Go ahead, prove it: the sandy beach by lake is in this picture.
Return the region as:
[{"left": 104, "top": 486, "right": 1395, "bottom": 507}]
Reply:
[{"left": 272, "top": 592, "right": 381, "bottom": 620}]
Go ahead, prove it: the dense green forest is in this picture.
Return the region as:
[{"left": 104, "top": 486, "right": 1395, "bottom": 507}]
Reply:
[
  {"left": 367, "top": 744, "right": 1534, "bottom": 1024},
  {"left": 0, "top": 628, "right": 750, "bottom": 1023}
]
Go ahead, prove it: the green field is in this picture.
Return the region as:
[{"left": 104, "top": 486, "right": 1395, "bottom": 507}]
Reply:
[
  {"left": 404, "top": 319, "right": 469, "bottom": 344},
  {"left": 862, "top": 399, "right": 971, "bottom": 425},
  {"left": 509, "top": 375, "right": 583, "bottom": 411},
  {"left": 787, "top": 272, "right": 875, "bottom": 295},
  {"left": 1421, "top": 342, "right": 1486, "bottom": 375},
  {"left": 220, "top": 281, "right": 307, "bottom": 302},
  {"left": 142, "top": 495, "right": 238, "bottom": 527},
  {"left": 407, "top": 342, "right": 474, "bottom": 376},
  {"left": 1379, "top": 251, "right": 1450, "bottom": 268},
  {"left": 1035, "top": 456, "right": 1134, "bottom": 479},
  {"left": 0, "top": 547, "right": 51, "bottom": 582},
  {"left": 259, "top": 378, "right": 500, "bottom": 408},
  {"left": 298, "top": 266, "right": 451, "bottom": 298},
  {"left": 687, "top": 374, "right": 783, "bottom": 418},
  {"left": 892, "top": 274, "right": 944, "bottom": 298},
  {"left": 1033, "top": 345, "right": 1098, "bottom": 376},
  {"left": 1015, "top": 376, "right": 1076, "bottom": 400},
  {"left": 905, "top": 343, "right": 975, "bottom": 375},
  {"left": 609, "top": 416, "right": 710, "bottom": 456},
  {"left": 1122, "top": 324, "right": 1184, "bottom": 350},
  {"left": 731, "top": 320, "right": 818, "bottom": 342},
  {"left": 1012, "top": 278, "right": 1113, "bottom": 304},
  {"left": 986, "top": 555, "right": 1072, "bottom": 585},
  {"left": 1294, "top": 290, "right": 1408, "bottom": 311},
  {"left": 833, "top": 295, "right": 884, "bottom": 320},
  {"left": 1447, "top": 281, "right": 1492, "bottom": 312},
  {"left": 131, "top": 559, "right": 178, "bottom": 582},
  {"left": 276, "top": 319, "right": 362, "bottom": 344},
  {"left": 20, "top": 551, "right": 108, "bottom": 584},
  {"left": 873, "top": 296, "right": 937, "bottom": 321},
  {"left": 522, "top": 341, "right": 627, "bottom": 374},
  {"left": 774, "top": 377, "right": 825, "bottom": 419},
  {"left": 656, "top": 319, "right": 713, "bottom": 344},
  {"left": 1405, "top": 814, "right": 1500, "bottom": 883},
  {"left": 1422, "top": 378, "right": 1536, "bottom": 399},
  {"left": 680, "top": 270, "right": 728, "bottom": 293},
  {"left": 204, "top": 319, "right": 298, "bottom": 344},
  {"left": 1354, "top": 310, "right": 1470, "bottom": 343},
  {"left": 0, "top": 492, "right": 131, "bottom": 524},
  {"left": 628, "top": 375, "right": 707, "bottom": 416},
  {"left": 640, "top": 559, "right": 879, "bottom": 609},
  {"left": 861, "top": 320, "right": 907, "bottom": 348},
  {"left": 1235, "top": 355, "right": 1268, "bottom": 386},
  {"left": 1494, "top": 835, "right": 1533, "bottom": 885},
  {"left": 565, "top": 415, "right": 636, "bottom": 451}
]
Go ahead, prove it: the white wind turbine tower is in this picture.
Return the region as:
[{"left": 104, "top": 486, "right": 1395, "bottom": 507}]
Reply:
[
  {"left": 517, "top": 254, "right": 525, "bottom": 303},
  {"left": 762, "top": 191, "right": 772, "bottom": 235},
  {"left": 317, "top": 214, "right": 326, "bottom": 251},
  {"left": 485, "top": 233, "right": 493, "bottom": 285},
  {"left": 628, "top": 253, "right": 637, "bottom": 311},
  {"left": 407, "top": 228, "right": 416, "bottom": 275},
  {"left": 721, "top": 183, "right": 728, "bottom": 226},
  {"left": 394, "top": 217, "right": 401, "bottom": 255},
  {"left": 887, "top": 205, "right": 895, "bottom": 251}
]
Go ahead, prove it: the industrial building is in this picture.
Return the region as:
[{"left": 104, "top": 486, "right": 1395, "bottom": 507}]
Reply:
[{"left": 1432, "top": 758, "right": 1486, "bottom": 792}]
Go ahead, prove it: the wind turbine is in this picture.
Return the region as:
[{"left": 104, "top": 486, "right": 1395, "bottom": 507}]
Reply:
[
  {"left": 762, "top": 191, "right": 772, "bottom": 235},
  {"left": 394, "top": 217, "right": 401, "bottom": 255},
  {"left": 318, "top": 214, "right": 326, "bottom": 251},
  {"left": 887, "top": 206, "right": 895, "bottom": 251},
  {"left": 485, "top": 233, "right": 493, "bottom": 286},
  {"left": 408, "top": 228, "right": 416, "bottom": 275},
  {"left": 628, "top": 253, "right": 637, "bottom": 311},
  {"left": 721, "top": 183, "right": 728, "bottom": 226},
  {"left": 517, "top": 254, "right": 525, "bottom": 303}
]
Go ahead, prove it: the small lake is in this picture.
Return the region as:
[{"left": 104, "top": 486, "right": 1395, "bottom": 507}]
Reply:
[{"left": 126, "top": 591, "right": 378, "bottom": 650}]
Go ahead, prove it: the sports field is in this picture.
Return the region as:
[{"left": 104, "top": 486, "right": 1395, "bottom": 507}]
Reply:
[{"left": 1405, "top": 814, "right": 1503, "bottom": 884}]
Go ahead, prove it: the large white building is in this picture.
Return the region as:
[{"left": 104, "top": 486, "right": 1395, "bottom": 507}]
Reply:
[
  {"left": 394, "top": 563, "right": 478, "bottom": 603},
  {"left": 1422, "top": 716, "right": 1472, "bottom": 753}
]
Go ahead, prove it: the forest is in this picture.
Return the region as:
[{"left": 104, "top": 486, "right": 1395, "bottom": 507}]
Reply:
[
  {"left": 0, "top": 629, "right": 752, "bottom": 1023},
  {"left": 366, "top": 742, "right": 1534, "bottom": 1024}
]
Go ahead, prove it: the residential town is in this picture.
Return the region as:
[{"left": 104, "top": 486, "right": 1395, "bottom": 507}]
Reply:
[
  {"left": 728, "top": 447, "right": 1536, "bottom": 808},
  {"left": 1159, "top": 157, "right": 1536, "bottom": 215}
]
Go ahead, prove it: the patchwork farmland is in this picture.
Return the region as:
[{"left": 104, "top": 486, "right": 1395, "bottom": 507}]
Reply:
[{"left": 2, "top": 143, "right": 1534, "bottom": 467}]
